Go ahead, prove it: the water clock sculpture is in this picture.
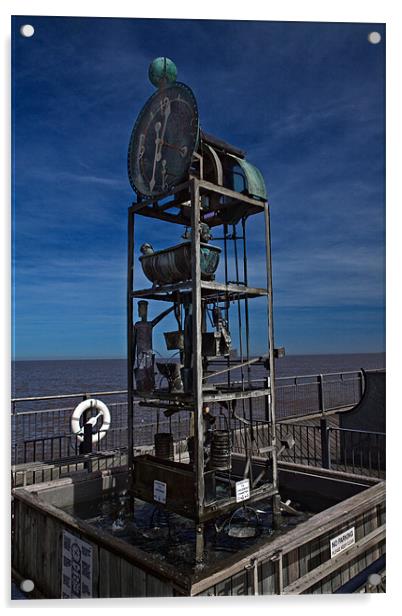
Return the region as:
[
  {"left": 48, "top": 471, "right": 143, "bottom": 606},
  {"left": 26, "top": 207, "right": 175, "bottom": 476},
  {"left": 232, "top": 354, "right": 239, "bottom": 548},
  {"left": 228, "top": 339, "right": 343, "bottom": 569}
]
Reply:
[{"left": 126, "top": 57, "right": 286, "bottom": 563}]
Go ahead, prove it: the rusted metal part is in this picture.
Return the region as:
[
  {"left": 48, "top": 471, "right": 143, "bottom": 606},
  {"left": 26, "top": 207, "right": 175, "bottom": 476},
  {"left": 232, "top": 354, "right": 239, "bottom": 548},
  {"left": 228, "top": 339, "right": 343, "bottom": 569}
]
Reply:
[
  {"left": 139, "top": 241, "right": 221, "bottom": 285},
  {"left": 202, "top": 143, "right": 223, "bottom": 186},
  {"left": 200, "top": 130, "right": 246, "bottom": 159},
  {"left": 199, "top": 178, "right": 265, "bottom": 226},
  {"left": 154, "top": 432, "right": 174, "bottom": 460},
  {"left": 209, "top": 430, "right": 231, "bottom": 470},
  {"left": 131, "top": 455, "right": 196, "bottom": 518},
  {"left": 128, "top": 178, "right": 266, "bottom": 229},
  {"left": 163, "top": 330, "right": 184, "bottom": 350},
  {"left": 132, "top": 279, "right": 268, "bottom": 302},
  {"left": 274, "top": 347, "right": 286, "bottom": 358},
  {"left": 156, "top": 361, "right": 183, "bottom": 393},
  {"left": 202, "top": 331, "right": 230, "bottom": 357}
]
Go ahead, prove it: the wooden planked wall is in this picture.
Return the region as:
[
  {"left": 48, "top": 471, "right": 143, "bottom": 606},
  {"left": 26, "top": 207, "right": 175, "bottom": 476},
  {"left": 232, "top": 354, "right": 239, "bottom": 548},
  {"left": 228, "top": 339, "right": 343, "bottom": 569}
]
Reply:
[
  {"left": 12, "top": 498, "right": 176, "bottom": 598},
  {"left": 12, "top": 477, "right": 385, "bottom": 598},
  {"left": 196, "top": 485, "right": 385, "bottom": 596}
]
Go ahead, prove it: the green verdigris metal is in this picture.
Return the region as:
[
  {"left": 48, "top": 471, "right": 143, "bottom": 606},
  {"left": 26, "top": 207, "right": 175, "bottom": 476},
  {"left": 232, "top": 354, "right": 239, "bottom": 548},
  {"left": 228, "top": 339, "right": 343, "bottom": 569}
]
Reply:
[
  {"left": 148, "top": 57, "right": 178, "bottom": 88},
  {"left": 228, "top": 153, "right": 267, "bottom": 200},
  {"left": 139, "top": 241, "right": 221, "bottom": 285},
  {"left": 213, "top": 152, "right": 267, "bottom": 225}
]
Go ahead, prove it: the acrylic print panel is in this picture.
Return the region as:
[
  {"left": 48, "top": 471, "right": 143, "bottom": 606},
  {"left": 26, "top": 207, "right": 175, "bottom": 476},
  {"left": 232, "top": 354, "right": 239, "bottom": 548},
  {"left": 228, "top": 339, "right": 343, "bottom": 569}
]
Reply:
[{"left": 11, "top": 16, "right": 385, "bottom": 599}]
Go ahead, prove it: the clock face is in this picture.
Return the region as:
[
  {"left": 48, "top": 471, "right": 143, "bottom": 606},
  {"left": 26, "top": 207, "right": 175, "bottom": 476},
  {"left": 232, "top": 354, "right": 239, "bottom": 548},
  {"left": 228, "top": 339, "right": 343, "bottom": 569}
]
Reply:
[{"left": 128, "top": 82, "right": 199, "bottom": 197}]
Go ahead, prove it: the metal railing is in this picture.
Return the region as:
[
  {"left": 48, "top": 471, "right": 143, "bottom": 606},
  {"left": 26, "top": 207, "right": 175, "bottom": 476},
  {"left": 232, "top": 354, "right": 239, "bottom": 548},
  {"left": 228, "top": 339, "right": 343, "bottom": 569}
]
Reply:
[
  {"left": 274, "top": 371, "right": 364, "bottom": 419},
  {"left": 12, "top": 421, "right": 385, "bottom": 489},
  {"left": 327, "top": 426, "right": 385, "bottom": 477},
  {"left": 11, "top": 370, "right": 365, "bottom": 467},
  {"left": 276, "top": 422, "right": 385, "bottom": 478}
]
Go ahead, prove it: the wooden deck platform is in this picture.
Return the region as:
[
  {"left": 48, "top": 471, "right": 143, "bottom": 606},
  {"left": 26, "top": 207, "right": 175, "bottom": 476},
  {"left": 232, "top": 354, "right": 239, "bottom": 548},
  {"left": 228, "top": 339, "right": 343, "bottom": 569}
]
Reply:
[{"left": 12, "top": 464, "right": 385, "bottom": 597}]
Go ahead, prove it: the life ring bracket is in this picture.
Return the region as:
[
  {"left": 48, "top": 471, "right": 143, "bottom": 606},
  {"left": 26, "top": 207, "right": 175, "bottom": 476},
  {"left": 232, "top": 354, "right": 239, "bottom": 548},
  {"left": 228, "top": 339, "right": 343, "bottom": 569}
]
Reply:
[{"left": 71, "top": 398, "right": 111, "bottom": 444}]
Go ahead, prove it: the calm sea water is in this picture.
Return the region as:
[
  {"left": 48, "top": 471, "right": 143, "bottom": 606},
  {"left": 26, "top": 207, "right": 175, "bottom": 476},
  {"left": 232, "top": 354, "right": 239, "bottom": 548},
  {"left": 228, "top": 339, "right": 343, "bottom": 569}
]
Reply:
[{"left": 11, "top": 353, "right": 385, "bottom": 399}]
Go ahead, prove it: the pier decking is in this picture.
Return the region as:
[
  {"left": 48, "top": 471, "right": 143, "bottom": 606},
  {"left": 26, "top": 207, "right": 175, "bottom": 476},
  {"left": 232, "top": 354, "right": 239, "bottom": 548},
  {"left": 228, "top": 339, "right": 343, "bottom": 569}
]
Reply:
[
  {"left": 12, "top": 465, "right": 385, "bottom": 597},
  {"left": 11, "top": 368, "right": 385, "bottom": 596}
]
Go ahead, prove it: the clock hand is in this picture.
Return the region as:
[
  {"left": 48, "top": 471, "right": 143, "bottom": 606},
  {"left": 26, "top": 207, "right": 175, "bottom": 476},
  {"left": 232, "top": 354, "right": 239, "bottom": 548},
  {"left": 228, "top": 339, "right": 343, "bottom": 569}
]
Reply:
[
  {"left": 156, "top": 97, "right": 171, "bottom": 162},
  {"left": 161, "top": 141, "right": 188, "bottom": 158},
  {"left": 137, "top": 133, "right": 146, "bottom": 161},
  {"left": 161, "top": 159, "right": 167, "bottom": 191},
  {"left": 149, "top": 121, "right": 162, "bottom": 193},
  {"left": 149, "top": 98, "right": 171, "bottom": 192}
]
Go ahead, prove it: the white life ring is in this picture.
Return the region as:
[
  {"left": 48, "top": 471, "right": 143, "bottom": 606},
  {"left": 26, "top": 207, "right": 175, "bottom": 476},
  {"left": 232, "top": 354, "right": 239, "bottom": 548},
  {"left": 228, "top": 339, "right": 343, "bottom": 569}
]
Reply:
[{"left": 71, "top": 398, "right": 111, "bottom": 444}]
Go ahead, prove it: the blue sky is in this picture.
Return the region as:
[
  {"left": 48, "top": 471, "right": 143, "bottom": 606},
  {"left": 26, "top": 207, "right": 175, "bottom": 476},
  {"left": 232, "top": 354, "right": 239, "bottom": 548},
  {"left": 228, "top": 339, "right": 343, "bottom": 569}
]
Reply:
[{"left": 12, "top": 16, "right": 385, "bottom": 359}]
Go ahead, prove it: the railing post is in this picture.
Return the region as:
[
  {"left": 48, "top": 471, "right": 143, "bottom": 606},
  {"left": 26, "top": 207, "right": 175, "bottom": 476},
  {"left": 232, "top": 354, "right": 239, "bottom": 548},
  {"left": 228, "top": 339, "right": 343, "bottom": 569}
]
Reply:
[
  {"left": 271, "top": 551, "right": 283, "bottom": 594},
  {"left": 264, "top": 376, "right": 270, "bottom": 422},
  {"left": 81, "top": 423, "right": 93, "bottom": 455},
  {"left": 318, "top": 374, "right": 326, "bottom": 414},
  {"left": 79, "top": 393, "right": 92, "bottom": 462},
  {"left": 320, "top": 417, "right": 331, "bottom": 469},
  {"left": 359, "top": 370, "right": 364, "bottom": 400}
]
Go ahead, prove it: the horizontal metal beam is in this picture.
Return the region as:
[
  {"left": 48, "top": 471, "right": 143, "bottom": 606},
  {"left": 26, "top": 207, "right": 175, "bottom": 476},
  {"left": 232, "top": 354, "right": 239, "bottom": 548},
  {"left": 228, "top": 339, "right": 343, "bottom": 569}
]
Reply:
[
  {"left": 132, "top": 280, "right": 268, "bottom": 301},
  {"left": 131, "top": 386, "right": 271, "bottom": 407},
  {"left": 202, "top": 356, "right": 267, "bottom": 381},
  {"left": 132, "top": 207, "right": 189, "bottom": 226},
  {"left": 202, "top": 388, "right": 271, "bottom": 404},
  {"left": 198, "top": 178, "right": 266, "bottom": 207},
  {"left": 129, "top": 181, "right": 190, "bottom": 213}
]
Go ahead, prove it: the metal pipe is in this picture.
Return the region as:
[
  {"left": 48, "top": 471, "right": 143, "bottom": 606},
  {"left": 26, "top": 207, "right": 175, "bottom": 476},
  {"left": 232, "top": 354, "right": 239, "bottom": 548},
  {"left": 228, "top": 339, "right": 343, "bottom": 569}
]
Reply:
[
  {"left": 202, "top": 355, "right": 264, "bottom": 380},
  {"left": 190, "top": 177, "right": 205, "bottom": 542},
  {"left": 242, "top": 217, "right": 254, "bottom": 439},
  {"left": 223, "top": 223, "right": 231, "bottom": 393},
  {"left": 232, "top": 224, "right": 244, "bottom": 389},
  {"left": 264, "top": 203, "right": 279, "bottom": 493},
  {"left": 127, "top": 208, "right": 135, "bottom": 491}
]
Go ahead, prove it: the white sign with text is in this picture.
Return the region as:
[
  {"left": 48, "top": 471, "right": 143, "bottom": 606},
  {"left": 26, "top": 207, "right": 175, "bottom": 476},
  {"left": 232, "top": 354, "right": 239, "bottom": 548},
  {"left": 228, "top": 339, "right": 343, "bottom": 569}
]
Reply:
[
  {"left": 330, "top": 526, "right": 355, "bottom": 558},
  {"left": 153, "top": 480, "right": 167, "bottom": 504},
  {"left": 235, "top": 478, "right": 250, "bottom": 502},
  {"left": 62, "top": 530, "right": 92, "bottom": 598}
]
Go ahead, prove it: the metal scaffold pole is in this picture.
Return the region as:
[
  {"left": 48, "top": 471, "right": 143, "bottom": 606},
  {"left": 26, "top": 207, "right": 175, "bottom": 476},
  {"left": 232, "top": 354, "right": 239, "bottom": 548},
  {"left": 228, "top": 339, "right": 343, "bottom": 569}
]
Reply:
[
  {"left": 264, "top": 202, "right": 280, "bottom": 526},
  {"left": 190, "top": 177, "right": 205, "bottom": 562},
  {"left": 127, "top": 208, "right": 135, "bottom": 495}
]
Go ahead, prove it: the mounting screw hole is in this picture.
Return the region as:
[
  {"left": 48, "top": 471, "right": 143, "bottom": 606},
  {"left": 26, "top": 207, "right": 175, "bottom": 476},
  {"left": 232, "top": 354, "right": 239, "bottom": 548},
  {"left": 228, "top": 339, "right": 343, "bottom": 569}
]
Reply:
[
  {"left": 20, "top": 24, "right": 35, "bottom": 38},
  {"left": 368, "top": 31, "right": 381, "bottom": 45},
  {"left": 20, "top": 579, "right": 35, "bottom": 593},
  {"left": 367, "top": 573, "right": 382, "bottom": 587}
]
